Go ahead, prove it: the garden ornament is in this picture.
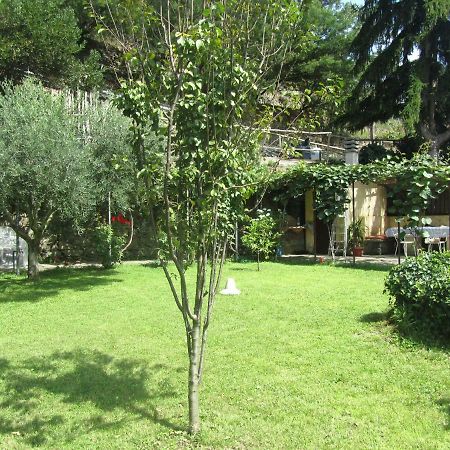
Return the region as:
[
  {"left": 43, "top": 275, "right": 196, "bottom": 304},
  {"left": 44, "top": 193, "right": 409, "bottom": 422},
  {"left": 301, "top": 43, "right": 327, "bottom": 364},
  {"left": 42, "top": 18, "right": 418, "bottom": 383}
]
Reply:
[{"left": 220, "top": 278, "right": 240, "bottom": 295}]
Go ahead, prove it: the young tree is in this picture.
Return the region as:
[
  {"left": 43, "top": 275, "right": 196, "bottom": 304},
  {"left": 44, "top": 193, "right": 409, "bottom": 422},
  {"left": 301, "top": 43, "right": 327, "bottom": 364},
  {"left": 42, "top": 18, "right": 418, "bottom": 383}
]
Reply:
[
  {"left": 0, "top": 79, "right": 94, "bottom": 277},
  {"left": 102, "top": 0, "right": 301, "bottom": 433},
  {"left": 342, "top": 0, "right": 450, "bottom": 157},
  {"left": 242, "top": 210, "right": 281, "bottom": 270}
]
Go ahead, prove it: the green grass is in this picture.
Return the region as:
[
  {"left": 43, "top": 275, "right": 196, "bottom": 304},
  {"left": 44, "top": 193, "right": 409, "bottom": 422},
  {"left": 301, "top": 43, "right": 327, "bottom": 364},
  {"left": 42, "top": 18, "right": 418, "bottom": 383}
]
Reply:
[{"left": 0, "top": 262, "right": 449, "bottom": 449}]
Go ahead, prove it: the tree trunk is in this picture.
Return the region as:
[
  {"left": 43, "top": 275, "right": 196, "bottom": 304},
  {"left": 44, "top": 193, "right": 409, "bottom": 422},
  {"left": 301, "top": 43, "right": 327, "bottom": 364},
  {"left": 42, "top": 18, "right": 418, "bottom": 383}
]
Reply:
[
  {"left": 429, "top": 140, "right": 439, "bottom": 160},
  {"left": 188, "top": 321, "right": 201, "bottom": 434},
  {"left": 431, "top": 129, "right": 450, "bottom": 159},
  {"left": 420, "top": 124, "right": 450, "bottom": 160},
  {"left": 369, "top": 123, "right": 375, "bottom": 142},
  {"left": 419, "top": 36, "right": 450, "bottom": 159},
  {"left": 257, "top": 251, "right": 260, "bottom": 271},
  {"left": 27, "top": 239, "right": 40, "bottom": 279}
]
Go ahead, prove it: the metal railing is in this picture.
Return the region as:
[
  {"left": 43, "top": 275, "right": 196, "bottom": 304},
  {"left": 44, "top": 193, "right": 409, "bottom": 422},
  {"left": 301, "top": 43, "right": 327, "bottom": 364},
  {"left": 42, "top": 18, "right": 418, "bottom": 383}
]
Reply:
[{"left": 260, "top": 128, "right": 346, "bottom": 162}]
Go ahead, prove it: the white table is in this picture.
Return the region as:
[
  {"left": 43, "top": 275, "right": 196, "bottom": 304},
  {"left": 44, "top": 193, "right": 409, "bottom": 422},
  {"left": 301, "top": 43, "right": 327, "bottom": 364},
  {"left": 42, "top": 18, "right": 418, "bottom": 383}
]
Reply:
[{"left": 385, "top": 226, "right": 449, "bottom": 239}]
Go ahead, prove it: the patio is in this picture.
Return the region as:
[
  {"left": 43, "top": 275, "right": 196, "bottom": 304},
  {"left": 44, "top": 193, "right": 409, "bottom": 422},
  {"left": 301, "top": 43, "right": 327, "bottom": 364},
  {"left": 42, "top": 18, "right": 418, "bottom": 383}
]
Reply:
[{"left": 281, "top": 253, "right": 401, "bottom": 266}]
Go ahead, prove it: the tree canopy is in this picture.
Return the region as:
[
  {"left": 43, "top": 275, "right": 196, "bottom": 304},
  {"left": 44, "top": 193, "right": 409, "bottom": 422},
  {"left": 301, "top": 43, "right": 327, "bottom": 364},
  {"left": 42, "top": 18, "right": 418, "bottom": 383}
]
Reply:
[
  {"left": 0, "top": 0, "right": 103, "bottom": 88},
  {"left": 342, "top": 0, "right": 450, "bottom": 156},
  {"left": 0, "top": 79, "right": 94, "bottom": 276},
  {"left": 109, "top": 0, "right": 303, "bottom": 434},
  {"left": 81, "top": 93, "right": 135, "bottom": 212},
  {"left": 0, "top": 79, "right": 134, "bottom": 276},
  {"left": 284, "top": 0, "right": 359, "bottom": 86}
]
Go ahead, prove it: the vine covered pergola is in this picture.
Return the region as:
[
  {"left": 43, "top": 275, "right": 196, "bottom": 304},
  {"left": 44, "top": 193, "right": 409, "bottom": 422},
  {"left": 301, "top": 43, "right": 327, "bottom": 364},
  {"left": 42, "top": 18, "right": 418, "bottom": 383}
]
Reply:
[{"left": 269, "top": 153, "right": 450, "bottom": 262}]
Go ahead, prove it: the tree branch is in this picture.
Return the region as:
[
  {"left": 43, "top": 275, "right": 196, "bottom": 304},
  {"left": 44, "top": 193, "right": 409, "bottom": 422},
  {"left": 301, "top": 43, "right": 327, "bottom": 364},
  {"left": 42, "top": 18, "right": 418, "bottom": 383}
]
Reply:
[{"left": 2, "top": 209, "right": 31, "bottom": 242}]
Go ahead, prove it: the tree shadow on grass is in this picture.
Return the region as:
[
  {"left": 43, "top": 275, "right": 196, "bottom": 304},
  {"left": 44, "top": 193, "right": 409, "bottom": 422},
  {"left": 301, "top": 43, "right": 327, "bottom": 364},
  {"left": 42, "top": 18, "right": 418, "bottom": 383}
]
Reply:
[
  {"left": 0, "top": 349, "right": 184, "bottom": 447},
  {"left": 273, "top": 257, "right": 391, "bottom": 272},
  {"left": 228, "top": 265, "right": 256, "bottom": 272},
  {"left": 0, "top": 358, "right": 9, "bottom": 373},
  {"left": 437, "top": 398, "right": 450, "bottom": 430},
  {"left": 331, "top": 262, "right": 392, "bottom": 273},
  {"left": 0, "top": 268, "right": 123, "bottom": 304},
  {"left": 273, "top": 257, "right": 316, "bottom": 266},
  {"left": 228, "top": 258, "right": 316, "bottom": 270},
  {"left": 142, "top": 261, "right": 161, "bottom": 268},
  {"left": 395, "top": 327, "right": 450, "bottom": 351},
  {"left": 359, "top": 311, "right": 389, "bottom": 323},
  {"left": 359, "top": 310, "right": 450, "bottom": 351}
]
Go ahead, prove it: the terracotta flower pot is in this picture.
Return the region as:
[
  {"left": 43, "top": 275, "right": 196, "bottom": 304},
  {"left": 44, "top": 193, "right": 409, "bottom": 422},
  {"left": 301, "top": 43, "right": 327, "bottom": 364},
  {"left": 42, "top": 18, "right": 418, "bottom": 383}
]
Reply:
[{"left": 353, "top": 247, "right": 364, "bottom": 257}]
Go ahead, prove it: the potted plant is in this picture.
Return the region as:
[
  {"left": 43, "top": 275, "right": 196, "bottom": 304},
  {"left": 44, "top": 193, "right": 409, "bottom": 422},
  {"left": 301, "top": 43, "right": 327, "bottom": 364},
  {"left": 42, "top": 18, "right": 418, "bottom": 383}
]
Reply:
[{"left": 348, "top": 218, "right": 367, "bottom": 257}]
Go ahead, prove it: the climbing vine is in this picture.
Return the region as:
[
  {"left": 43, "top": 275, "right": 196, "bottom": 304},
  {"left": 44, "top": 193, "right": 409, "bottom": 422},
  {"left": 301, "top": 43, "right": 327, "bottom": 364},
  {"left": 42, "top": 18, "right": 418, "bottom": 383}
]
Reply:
[
  {"left": 380, "top": 154, "right": 450, "bottom": 229},
  {"left": 270, "top": 153, "right": 450, "bottom": 230}
]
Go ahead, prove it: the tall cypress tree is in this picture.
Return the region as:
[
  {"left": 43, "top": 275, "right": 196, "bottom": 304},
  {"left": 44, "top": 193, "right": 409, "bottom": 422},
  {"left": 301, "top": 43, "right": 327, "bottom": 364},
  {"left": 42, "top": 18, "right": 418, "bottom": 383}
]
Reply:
[{"left": 342, "top": 0, "right": 450, "bottom": 157}]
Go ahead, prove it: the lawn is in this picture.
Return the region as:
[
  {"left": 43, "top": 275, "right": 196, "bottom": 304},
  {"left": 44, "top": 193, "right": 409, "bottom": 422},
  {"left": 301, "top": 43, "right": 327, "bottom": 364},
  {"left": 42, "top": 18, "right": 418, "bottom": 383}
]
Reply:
[{"left": 0, "top": 262, "right": 449, "bottom": 449}]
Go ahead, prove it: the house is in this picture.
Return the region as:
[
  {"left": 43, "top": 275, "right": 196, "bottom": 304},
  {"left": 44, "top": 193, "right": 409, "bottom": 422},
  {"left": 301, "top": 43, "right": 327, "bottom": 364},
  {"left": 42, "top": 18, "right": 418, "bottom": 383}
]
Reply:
[{"left": 261, "top": 131, "right": 450, "bottom": 255}]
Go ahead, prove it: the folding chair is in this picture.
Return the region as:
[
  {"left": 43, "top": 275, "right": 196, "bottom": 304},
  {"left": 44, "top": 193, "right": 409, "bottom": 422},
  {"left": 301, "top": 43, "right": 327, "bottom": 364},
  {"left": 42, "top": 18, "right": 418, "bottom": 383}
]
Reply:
[
  {"left": 401, "top": 233, "right": 417, "bottom": 257},
  {"left": 425, "top": 237, "right": 440, "bottom": 252},
  {"left": 438, "top": 236, "right": 447, "bottom": 252}
]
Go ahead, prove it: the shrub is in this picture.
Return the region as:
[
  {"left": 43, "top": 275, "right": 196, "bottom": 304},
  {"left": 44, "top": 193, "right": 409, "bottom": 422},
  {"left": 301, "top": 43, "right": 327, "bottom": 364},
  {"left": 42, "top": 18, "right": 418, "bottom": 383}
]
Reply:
[
  {"left": 358, "top": 143, "right": 392, "bottom": 164},
  {"left": 94, "top": 225, "right": 125, "bottom": 268},
  {"left": 242, "top": 209, "right": 281, "bottom": 270},
  {"left": 394, "top": 135, "right": 424, "bottom": 159},
  {"left": 384, "top": 252, "right": 450, "bottom": 339}
]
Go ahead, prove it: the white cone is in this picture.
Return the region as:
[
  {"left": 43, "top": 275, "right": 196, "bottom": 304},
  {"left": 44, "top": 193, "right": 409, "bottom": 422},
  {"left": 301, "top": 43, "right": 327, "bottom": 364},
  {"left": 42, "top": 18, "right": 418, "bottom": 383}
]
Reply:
[{"left": 220, "top": 277, "right": 240, "bottom": 295}]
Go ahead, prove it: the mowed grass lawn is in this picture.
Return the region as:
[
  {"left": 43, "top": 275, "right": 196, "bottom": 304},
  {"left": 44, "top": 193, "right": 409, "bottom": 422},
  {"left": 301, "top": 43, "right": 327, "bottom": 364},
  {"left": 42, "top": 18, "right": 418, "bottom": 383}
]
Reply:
[{"left": 0, "top": 262, "right": 449, "bottom": 449}]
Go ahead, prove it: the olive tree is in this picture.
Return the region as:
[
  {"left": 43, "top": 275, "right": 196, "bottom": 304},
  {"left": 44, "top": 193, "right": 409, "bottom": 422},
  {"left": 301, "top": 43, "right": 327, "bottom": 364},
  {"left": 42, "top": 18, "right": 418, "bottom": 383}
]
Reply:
[
  {"left": 79, "top": 93, "right": 135, "bottom": 212},
  {"left": 0, "top": 79, "right": 94, "bottom": 277}
]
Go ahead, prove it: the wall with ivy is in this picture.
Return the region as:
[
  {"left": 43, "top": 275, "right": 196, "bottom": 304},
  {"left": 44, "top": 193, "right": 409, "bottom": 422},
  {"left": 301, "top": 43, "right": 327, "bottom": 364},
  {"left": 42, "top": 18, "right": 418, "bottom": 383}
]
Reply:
[{"left": 268, "top": 154, "right": 450, "bottom": 255}]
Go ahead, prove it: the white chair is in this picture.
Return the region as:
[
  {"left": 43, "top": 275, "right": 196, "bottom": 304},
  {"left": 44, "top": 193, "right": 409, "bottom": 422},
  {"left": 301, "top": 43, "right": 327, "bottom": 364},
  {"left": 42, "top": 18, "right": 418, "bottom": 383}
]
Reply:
[
  {"left": 401, "top": 233, "right": 417, "bottom": 257},
  {"left": 425, "top": 236, "right": 447, "bottom": 252},
  {"left": 393, "top": 233, "right": 407, "bottom": 255},
  {"left": 425, "top": 237, "right": 440, "bottom": 252},
  {"left": 328, "top": 230, "right": 346, "bottom": 258}
]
